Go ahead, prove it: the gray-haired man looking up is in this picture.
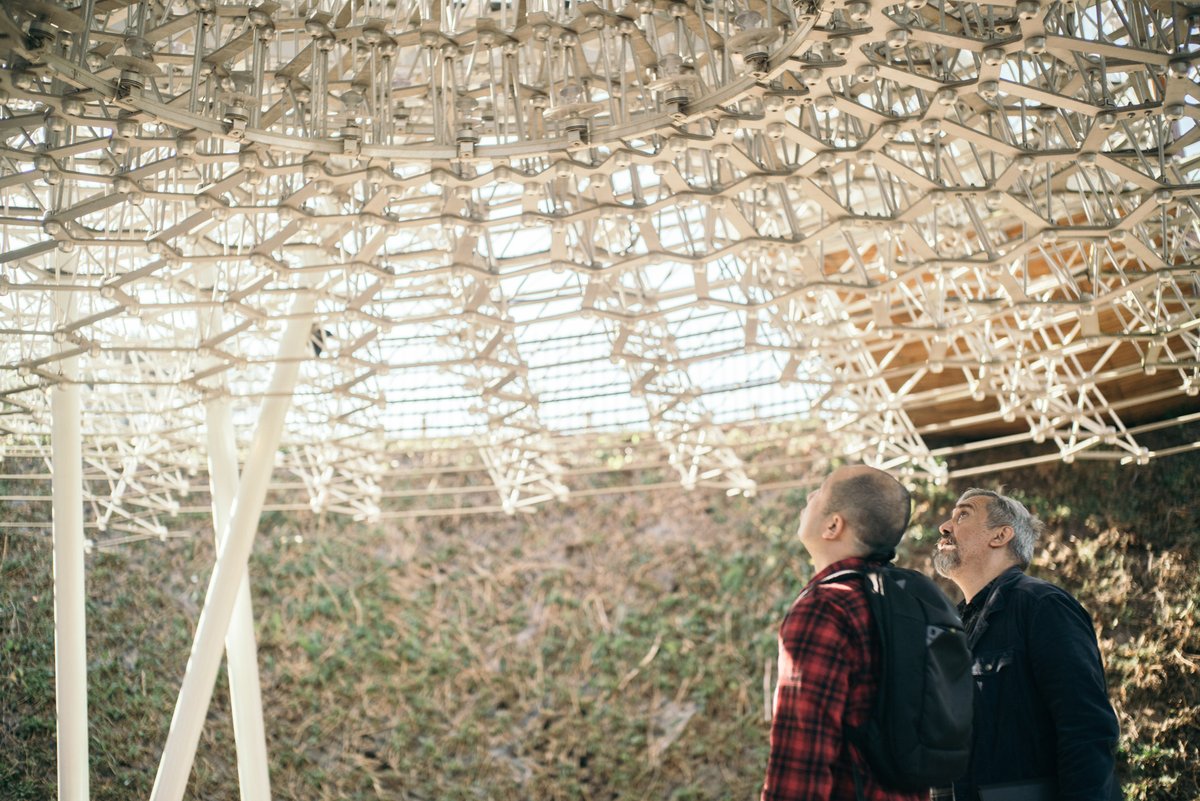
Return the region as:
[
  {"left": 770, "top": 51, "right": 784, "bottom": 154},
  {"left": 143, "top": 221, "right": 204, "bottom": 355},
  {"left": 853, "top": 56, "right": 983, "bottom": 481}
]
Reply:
[{"left": 931, "top": 488, "right": 1120, "bottom": 801}]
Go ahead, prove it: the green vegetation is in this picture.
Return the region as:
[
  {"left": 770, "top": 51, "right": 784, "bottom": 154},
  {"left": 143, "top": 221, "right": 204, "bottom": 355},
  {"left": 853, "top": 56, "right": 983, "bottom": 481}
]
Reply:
[{"left": 2, "top": 446, "right": 1198, "bottom": 800}]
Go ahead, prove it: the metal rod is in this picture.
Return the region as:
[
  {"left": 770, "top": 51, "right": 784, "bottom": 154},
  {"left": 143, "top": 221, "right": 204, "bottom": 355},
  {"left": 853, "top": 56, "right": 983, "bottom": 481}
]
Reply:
[
  {"left": 149, "top": 289, "right": 316, "bottom": 801},
  {"left": 51, "top": 347, "right": 89, "bottom": 801},
  {"left": 206, "top": 396, "right": 273, "bottom": 801}
]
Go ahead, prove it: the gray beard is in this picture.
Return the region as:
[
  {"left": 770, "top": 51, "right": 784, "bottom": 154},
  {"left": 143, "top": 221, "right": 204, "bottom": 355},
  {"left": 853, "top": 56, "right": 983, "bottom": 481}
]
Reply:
[{"left": 933, "top": 548, "right": 961, "bottom": 578}]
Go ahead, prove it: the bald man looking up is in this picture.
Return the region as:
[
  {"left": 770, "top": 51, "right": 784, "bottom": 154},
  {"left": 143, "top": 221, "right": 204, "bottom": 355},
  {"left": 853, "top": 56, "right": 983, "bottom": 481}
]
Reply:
[{"left": 761, "top": 465, "right": 925, "bottom": 801}]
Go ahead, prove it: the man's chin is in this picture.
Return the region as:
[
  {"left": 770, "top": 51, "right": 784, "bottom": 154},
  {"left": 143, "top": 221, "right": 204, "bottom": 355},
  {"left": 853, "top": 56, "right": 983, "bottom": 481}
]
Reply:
[{"left": 932, "top": 552, "right": 960, "bottom": 578}]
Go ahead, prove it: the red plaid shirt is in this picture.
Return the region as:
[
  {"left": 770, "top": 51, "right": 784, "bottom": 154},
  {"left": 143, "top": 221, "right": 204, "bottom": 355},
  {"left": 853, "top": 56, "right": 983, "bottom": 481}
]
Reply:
[{"left": 762, "top": 557, "right": 926, "bottom": 801}]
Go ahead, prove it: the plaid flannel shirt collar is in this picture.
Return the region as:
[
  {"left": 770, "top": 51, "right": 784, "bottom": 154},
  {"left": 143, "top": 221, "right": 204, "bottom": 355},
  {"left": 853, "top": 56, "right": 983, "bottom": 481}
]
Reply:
[{"left": 804, "top": 555, "right": 876, "bottom": 591}]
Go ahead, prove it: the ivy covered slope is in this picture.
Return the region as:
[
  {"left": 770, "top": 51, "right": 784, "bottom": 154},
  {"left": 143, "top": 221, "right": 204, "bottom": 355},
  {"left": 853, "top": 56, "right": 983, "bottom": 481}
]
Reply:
[{"left": 2, "top": 447, "right": 1197, "bottom": 801}]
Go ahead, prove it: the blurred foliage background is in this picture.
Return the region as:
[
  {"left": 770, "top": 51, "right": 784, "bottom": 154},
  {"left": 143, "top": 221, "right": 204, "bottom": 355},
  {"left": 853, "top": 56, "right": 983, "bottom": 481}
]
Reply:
[{"left": 2, "top": 437, "right": 1198, "bottom": 801}]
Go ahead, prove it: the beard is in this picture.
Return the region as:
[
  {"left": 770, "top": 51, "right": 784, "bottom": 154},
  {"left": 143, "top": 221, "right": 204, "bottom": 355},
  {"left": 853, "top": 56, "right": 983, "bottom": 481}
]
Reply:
[{"left": 933, "top": 542, "right": 961, "bottom": 577}]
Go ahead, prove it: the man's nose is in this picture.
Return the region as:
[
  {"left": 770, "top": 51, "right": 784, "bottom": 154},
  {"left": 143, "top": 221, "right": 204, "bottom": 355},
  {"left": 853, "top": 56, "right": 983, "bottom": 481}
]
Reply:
[{"left": 938, "top": 520, "right": 952, "bottom": 536}]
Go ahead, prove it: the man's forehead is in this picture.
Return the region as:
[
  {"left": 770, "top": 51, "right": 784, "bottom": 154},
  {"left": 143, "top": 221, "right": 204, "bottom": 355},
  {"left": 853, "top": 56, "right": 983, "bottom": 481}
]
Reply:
[{"left": 954, "top": 496, "right": 988, "bottom": 511}]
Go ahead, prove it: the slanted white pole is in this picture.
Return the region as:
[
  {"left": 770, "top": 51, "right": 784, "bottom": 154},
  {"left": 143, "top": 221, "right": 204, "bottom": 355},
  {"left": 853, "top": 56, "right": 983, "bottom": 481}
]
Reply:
[
  {"left": 51, "top": 349, "right": 89, "bottom": 801},
  {"left": 150, "top": 290, "right": 315, "bottom": 801},
  {"left": 206, "top": 396, "right": 272, "bottom": 801}
]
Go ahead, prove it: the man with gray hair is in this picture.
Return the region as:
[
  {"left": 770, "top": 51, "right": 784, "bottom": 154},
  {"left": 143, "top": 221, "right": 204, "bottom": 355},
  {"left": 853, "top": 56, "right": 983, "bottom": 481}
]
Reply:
[{"left": 931, "top": 488, "right": 1120, "bottom": 801}]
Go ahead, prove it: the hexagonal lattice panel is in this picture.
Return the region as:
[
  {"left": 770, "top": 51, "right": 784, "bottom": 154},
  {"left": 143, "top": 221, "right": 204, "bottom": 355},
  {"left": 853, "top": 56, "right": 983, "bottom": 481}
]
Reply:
[{"left": 1, "top": 0, "right": 1198, "bottom": 536}]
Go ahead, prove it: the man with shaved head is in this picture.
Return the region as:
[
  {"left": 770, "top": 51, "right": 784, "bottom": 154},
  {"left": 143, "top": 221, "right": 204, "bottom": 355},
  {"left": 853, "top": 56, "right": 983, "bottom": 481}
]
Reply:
[{"left": 761, "top": 464, "right": 925, "bottom": 801}]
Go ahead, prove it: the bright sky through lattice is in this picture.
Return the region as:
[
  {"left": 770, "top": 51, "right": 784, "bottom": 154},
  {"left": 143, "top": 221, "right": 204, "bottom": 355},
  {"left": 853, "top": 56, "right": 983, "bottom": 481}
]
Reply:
[{"left": 0, "top": 0, "right": 1198, "bottom": 531}]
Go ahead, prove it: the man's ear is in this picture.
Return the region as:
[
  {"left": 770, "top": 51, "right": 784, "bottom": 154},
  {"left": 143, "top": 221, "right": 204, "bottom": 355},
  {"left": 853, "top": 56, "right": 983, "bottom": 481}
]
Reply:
[
  {"left": 822, "top": 513, "right": 846, "bottom": 541},
  {"left": 989, "top": 526, "right": 1014, "bottom": 548}
]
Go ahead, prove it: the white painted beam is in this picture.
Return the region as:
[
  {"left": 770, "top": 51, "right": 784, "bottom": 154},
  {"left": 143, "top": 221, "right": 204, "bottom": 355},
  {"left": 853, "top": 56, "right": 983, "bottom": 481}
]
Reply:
[
  {"left": 51, "top": 352, "right": 89, "bottom": 801},
  {"left": 206, "top": 396, "right": 272, "bottom": 801},
  {"left": 149, "top": 290, "right": 316, "bottom": 801}
]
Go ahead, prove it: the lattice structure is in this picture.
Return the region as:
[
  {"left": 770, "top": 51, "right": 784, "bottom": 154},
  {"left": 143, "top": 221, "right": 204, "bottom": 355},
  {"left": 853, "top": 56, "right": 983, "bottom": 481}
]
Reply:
[
  {"left": 0, "top": 1, "right": 1198, "bottom": 796},
  {"left": 2, "top": 0, "right": 1198, "bottom": 526},
  {"left": 592, "top": 270, "right": 758, "bottom": 492},
  {"left": 443, "top": 268, "right": 569, "bottom": 512}
]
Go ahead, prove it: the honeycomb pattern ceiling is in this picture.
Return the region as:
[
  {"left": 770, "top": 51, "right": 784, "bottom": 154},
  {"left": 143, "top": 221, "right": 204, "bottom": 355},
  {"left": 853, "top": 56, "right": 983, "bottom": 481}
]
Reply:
[{"left": 2, "top": 0, "right": 1199, "bottom": 537}]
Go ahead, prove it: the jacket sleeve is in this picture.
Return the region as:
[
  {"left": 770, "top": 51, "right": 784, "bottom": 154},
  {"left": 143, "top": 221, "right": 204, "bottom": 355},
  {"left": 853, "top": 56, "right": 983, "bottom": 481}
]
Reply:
[
  {"left": 761, "top": 593, "right": 855, "bottom": 801},
  {"left": 1027, "top": 593, "right": 1120, "bottom": 801}
]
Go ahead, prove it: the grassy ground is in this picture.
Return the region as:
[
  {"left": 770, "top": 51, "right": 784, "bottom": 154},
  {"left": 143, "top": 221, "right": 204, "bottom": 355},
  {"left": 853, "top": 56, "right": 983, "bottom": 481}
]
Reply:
[{"left": 2, "top": 447, "right": 1198, "bottom": 800}]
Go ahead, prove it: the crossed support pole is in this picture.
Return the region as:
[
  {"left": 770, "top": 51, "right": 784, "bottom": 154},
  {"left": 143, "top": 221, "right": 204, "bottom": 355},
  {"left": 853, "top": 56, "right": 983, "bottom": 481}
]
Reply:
[
  {"left": 203, "top": 397, "right": 271, "bottom": 798},
  {"left": 149, "top": 287, "right": 317, "bottom": 801}
]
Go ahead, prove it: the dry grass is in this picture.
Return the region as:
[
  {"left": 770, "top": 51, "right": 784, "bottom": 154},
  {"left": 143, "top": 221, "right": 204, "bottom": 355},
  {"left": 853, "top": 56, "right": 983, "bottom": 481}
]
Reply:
[{"left": 2, "top": 446, "right": 1198, "bottom": 800}]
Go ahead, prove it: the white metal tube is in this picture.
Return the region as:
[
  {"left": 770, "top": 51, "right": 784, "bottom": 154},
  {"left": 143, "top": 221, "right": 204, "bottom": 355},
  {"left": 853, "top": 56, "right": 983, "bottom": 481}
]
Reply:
[
  {"left": 51, "top": 354, "right": 89, "bottom": 801},
  {"left": 206, "top": 397, "right": 272, "bottom": 801},
  {"left": 150, "top": 292, "right": 315, "bottom": 801}
]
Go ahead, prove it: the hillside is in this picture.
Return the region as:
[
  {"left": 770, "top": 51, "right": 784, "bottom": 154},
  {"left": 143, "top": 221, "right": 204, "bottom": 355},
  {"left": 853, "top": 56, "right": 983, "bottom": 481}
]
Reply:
[{"left": 2, "top": 445, "right": 1198, "bottom": 801}]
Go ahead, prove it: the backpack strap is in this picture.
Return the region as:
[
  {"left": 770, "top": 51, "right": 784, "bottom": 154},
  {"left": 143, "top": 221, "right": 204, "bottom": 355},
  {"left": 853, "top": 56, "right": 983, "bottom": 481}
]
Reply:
[
  {"left": 794, "top": 568, "right": 863, "bottom": 602},
  {"left": 818, "top": 568, "right": 862, "bottom": 584},
  {"left": 851, "top": 761, "right": 867, "bottom": 801}
]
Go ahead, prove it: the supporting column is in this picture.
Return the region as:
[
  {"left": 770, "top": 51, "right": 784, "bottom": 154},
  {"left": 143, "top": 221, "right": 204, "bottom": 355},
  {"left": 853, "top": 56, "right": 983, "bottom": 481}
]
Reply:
[
  {"left": 206, "top": 397, "right": 272, "bottom": 801},
  {"left": 150, "top": 291, "right": 315, "bottom": 801},
  {"left": 51, "top": 352, "right": 89, "bottom": 801}
]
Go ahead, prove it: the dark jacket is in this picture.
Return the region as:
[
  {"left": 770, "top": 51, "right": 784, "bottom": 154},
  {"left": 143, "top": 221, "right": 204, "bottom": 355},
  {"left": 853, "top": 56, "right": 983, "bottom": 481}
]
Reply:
[{"left": 953, "top": 567, "right": 1120, "bottom": 801}]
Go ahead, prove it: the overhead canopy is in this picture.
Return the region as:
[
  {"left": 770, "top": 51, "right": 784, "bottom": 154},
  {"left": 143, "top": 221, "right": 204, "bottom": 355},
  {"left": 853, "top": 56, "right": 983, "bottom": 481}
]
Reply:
[{"left": 1, "top": 0, "right": 1198, "bottom": 535}]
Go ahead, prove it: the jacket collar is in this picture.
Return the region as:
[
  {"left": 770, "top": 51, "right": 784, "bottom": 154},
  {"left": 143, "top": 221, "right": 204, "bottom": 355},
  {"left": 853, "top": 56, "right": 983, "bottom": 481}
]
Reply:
[
  {"left": 985, "top": 565, "right": 1025, "bottom": 612},
  {"left": 961, "top": 565, "right": 1023, "bottom": 612},
  {"left": 963, "top": 565, "right": 1025, "bottom": 646}
]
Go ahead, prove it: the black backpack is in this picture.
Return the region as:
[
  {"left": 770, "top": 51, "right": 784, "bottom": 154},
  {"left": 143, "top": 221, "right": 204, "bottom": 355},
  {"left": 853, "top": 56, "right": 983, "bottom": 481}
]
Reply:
[{"left": 822, "top": 564, "right": 973, "bottom": 793}]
